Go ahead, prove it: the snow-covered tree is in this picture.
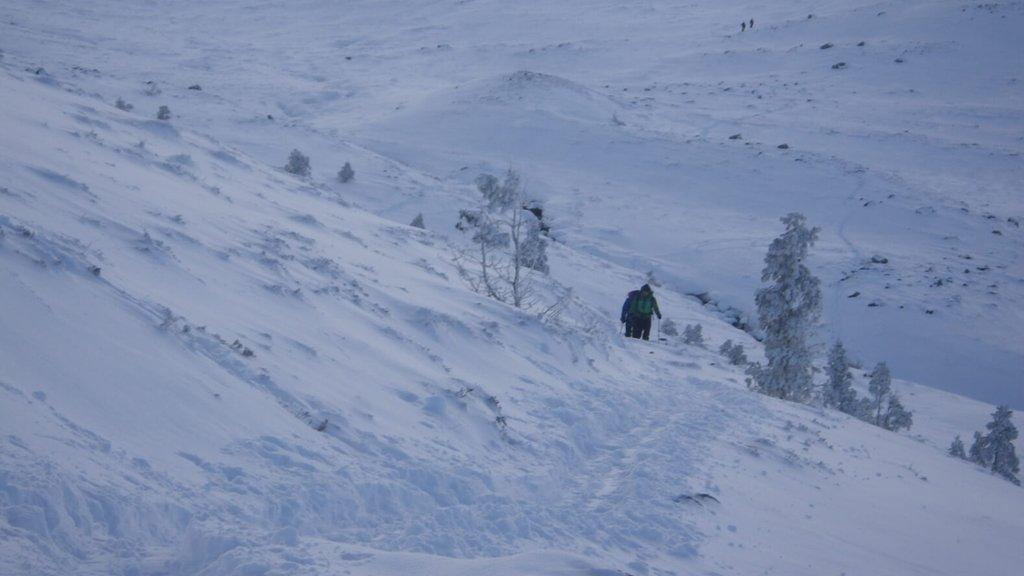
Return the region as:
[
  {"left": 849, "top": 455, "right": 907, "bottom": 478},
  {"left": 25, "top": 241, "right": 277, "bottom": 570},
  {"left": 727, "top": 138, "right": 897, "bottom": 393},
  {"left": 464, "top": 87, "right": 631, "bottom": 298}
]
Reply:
[
  {"left": 719, "top": 339, "right": 734, "bottom": 355},
  {"left": 476, "top": 171, "right": 519, "bottom": 211},
  {"left": 157, "top": 105, "right": 171, "bottom": 120},
  {"left": 719, "top": 340, "right": 749, "bottom": 366},
  {"left": 337, "top": 162, "right": 354, "bottom": 183},
  {"left": 969, "top": 431, "right": 990, "bottom": 467},
  {"left": 285, "top": 149, "right": 311, "bottom": 176},
  {"left": 853, "top": 397, "right": 875, "bottom": 422},
  {"left": 517, "top": 211, "right": 548, "bottom": 274},
  {"left": 867, "top": 362, "right": 892, "bottom": 426},
  {"left": 948, "top": 435, "right": 967, "bottom": 459},
  {"left": 752, "top": 213, "right": 822, "bottom": 402},
  {"left": 683, "top": 323, "right": 705, "bottom": 347},
  {"left": 880, "top": 393, "right": 913, "bottom": 432},
  {"left": 455, "top": 200, "right": 507, "bottom": 302},
  {"left": 823, "top": 341, "right": 858, "bottom": 413},
  {"left": 984, "top": 406, "right": 1020, "bottom": 485},
  {"left": 454, "top": 170, "right": 549, "bottom": 308},
  {"left": 410, "top": 213, "right": 425, "bottom": 229}
]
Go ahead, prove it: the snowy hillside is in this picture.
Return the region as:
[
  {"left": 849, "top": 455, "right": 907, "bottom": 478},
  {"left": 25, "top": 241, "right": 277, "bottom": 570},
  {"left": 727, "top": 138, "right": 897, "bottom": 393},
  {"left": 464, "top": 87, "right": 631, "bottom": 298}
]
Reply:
[
  {"left": 1, "top": 1, "right": 1023, "bottom": 575},
  {"left": 2, "top": 0, "right": 1019, "bottom": 406}
]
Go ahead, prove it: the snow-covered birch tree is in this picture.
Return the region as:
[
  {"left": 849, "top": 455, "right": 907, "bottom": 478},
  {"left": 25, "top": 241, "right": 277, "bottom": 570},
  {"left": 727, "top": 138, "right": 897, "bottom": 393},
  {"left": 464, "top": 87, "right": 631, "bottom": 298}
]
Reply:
[{"left": 454, "top": 170, "right": 549, "bottom": 309}]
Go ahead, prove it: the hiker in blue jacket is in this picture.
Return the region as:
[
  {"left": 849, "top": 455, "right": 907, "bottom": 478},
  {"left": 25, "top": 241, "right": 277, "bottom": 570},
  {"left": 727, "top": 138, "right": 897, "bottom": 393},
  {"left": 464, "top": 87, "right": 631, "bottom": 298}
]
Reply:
[{"left": 620, "top": 288, "right": 640, "bottom": 336}]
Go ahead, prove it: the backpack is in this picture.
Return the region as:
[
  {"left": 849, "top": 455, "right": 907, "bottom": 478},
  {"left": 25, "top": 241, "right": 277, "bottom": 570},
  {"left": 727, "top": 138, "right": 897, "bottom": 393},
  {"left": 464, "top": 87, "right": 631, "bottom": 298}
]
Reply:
[{"left": 631, "top": 293, "right": 655, "bottom": 317}]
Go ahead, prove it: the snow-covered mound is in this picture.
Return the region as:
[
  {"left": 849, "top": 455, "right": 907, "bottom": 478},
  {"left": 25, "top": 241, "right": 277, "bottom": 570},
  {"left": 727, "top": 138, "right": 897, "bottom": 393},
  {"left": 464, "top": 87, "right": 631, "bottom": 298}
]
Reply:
[{"left": 1, "top": 1, "right": 1023, "bottom": 575}]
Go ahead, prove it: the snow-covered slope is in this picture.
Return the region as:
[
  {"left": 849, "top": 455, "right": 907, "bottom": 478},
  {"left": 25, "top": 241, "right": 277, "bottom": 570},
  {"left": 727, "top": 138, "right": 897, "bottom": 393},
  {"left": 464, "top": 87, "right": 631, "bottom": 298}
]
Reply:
[
  {"left": 1, "top": 1, "right": 1022, "bottom": 575},
  {"left": 3, "top": 0, "right": 1019, "bottom": 406}
]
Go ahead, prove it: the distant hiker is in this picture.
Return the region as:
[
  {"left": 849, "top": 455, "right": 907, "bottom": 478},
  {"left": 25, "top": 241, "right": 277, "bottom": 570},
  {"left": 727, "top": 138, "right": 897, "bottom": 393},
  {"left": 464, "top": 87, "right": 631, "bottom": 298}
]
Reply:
[
  {"left": 741, "top": 21, "right": 746, "bottom": 32},
  {"left": 628, "top": 284, "right": 662, "bottom": 341},
  {"left": 620, "top": 289, "right": 640, "bottom": 336},
  {"left": 750, "top": 18, "right": 754, "bottom": 29}
]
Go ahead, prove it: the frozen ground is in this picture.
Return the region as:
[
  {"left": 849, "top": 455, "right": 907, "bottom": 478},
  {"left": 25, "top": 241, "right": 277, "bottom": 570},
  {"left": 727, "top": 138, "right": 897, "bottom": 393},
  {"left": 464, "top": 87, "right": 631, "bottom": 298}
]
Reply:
[{"left": 1, "top": 1, "right": 1022, "bottom": 575}]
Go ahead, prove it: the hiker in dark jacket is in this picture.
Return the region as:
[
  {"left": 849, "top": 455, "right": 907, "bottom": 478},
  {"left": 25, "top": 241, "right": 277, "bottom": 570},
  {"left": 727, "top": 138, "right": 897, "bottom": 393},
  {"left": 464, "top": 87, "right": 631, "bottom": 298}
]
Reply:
[
  {"left": 628, "top": 284, "right": 662, "bottom": 340},
  {"left": 620, "top": 289, "right": 640, "bottom": 336}
]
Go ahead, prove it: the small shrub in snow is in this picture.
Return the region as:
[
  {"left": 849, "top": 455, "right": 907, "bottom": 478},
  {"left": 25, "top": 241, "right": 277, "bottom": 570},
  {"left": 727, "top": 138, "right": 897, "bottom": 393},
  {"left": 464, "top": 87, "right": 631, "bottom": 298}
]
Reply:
[
  {"left": 115, "top": 97, "right": 133, "bottom": 111},
  {"left": 157, "top": 105, "right": 171, "bottom": 120},
  {"left": 285, "top": 149, "right": 311, "bottom": 177},
  {"left": 410, "top": 213, "right": 425, "bottom": 229},
  {"left": 752, "top": 213, "right": 821, "bottom": 403},
  {"left": 682, "top": 323, "right": 705, "bottom": 347},
  {"left": 727, "top": 341, "right": 747, "bottom": 364},
  {"left": 337, "top": 162, "right": 355, "bottom": 183},
  {"left": 719, "top": 340, "right": 734, "bottom": 356},
  {"left": 719, "top": 339, "right": 748, "bottom": 366},
  {"left": 660, "top": 318, "right": 678, "bottom": 337},
  {"left": 644, "top": 270, "right": 662, "bottom": 288},
  {"left": 948, "top": 435, "right": 967, "bottom": 459}
]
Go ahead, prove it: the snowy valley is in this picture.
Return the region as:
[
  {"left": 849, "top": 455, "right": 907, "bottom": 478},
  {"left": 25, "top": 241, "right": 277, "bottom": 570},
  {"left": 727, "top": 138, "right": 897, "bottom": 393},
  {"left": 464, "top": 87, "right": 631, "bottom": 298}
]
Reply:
[{"left": 1, "top": 1, "right": 1022, "bottom": 575}]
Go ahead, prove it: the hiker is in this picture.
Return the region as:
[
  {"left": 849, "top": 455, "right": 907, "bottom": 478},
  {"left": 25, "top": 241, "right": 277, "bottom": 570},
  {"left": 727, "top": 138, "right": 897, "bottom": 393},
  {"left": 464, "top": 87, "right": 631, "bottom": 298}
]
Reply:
[
  {"left": 741, "top": 21, "right": 746, "bottom": 32},
  {"left": 628, "top": 284, "right": 662, "bottom": 340},
  {"left": 750, "top": 18, "right": 754, "bottom": 29},
  {"left": 620, "top": 288, "right": 640, "bottom": 336}
]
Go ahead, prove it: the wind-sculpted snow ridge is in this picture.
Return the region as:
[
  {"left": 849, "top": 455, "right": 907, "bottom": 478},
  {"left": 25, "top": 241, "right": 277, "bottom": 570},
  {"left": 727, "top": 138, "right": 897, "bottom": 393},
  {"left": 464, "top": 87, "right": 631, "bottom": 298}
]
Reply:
[{"left": 2, "top": 3, "right": 1024, "bottom": 575}]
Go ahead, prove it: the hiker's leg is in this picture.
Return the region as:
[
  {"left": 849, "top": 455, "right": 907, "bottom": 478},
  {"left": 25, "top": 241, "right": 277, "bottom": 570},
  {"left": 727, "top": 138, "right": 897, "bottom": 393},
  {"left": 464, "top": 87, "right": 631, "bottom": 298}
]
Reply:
[{"left": 639, "top": 317, "right": 652, "bottom": 340}]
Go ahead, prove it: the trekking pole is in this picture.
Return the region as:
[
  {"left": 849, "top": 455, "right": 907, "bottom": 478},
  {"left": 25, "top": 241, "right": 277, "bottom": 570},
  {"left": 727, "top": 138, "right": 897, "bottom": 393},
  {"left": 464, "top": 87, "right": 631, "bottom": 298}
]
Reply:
[{"left": 657, "top": 317, "right": 661, "bottom": 341}]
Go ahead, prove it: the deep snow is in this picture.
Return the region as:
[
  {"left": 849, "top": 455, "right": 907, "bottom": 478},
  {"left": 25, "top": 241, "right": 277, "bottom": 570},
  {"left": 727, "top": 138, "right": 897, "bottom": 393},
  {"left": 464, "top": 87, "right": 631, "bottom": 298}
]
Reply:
[{"left": 1, "top": 1, "right": 1022, "bottom": 575}]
